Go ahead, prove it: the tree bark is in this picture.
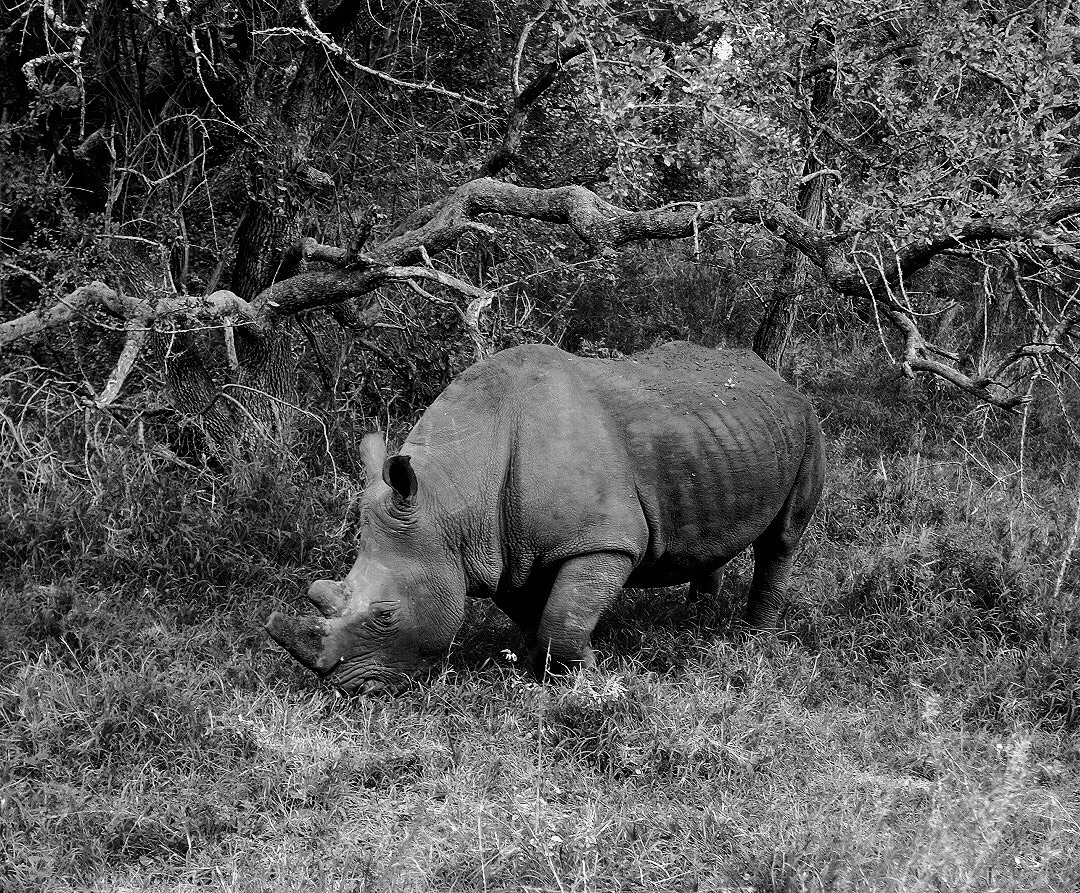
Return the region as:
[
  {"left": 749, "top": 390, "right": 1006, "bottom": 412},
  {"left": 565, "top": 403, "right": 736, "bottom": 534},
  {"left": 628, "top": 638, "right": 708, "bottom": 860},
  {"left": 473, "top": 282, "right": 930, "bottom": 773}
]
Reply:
[
  {"left": 753, "top": 23, "right": 835, "bottom": 370},
  {"left": 223, "top": 40, "right": 331, "bottom": 444}
]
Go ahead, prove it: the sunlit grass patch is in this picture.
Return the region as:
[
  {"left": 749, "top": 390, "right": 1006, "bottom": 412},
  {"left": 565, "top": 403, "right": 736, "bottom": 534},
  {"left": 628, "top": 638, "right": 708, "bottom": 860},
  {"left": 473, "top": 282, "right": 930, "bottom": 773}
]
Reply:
[{"left": 3, "top": 574, "right": 1078, "bottom": 891}]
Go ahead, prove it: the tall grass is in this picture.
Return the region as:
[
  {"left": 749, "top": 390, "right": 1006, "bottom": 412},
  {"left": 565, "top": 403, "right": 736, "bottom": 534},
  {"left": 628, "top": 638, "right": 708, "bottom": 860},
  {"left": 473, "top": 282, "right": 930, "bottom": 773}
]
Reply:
[{"left": 2, "top": 327, "right": 1078, "bottom": 891}]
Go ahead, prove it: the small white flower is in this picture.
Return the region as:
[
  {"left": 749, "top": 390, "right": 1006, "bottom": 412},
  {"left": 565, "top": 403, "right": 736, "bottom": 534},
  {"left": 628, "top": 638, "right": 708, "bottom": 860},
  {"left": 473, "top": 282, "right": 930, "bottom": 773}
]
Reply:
[
  {"left": 714, "top": 37, "right": 734, "bottom": 62},
  {"left": 921, "top": 693, "right": 941, "bottom": 724}
]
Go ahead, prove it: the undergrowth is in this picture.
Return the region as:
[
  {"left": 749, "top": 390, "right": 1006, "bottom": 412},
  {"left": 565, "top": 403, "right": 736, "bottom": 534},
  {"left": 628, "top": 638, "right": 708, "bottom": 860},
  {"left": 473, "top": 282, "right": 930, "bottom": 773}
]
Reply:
[{"left": 2, "top": 336, "right": 1079, "bottom": 892}]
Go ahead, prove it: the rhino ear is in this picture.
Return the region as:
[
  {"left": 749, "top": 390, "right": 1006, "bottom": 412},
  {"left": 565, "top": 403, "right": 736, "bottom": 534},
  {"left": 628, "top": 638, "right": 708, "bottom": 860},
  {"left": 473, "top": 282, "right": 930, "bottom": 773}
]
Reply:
[
  {"left": 383, "top": 455, "right": 418, "bottom": 505},
  {"left": 360, "top": 432, "right": 387, "bottom": 486}
]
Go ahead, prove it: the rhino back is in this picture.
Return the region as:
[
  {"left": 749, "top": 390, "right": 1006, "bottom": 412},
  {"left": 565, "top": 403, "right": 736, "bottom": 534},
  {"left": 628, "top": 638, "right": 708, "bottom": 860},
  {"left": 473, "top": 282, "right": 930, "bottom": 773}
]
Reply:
[{"left": 483, "top": 341, "right": 820, "bottom": 588}]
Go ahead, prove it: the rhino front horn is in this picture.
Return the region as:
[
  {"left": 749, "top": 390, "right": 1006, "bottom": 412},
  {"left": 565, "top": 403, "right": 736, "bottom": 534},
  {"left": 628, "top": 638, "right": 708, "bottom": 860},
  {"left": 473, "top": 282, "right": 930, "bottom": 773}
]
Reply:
[{"left": 266, "top": 612, "right": 335, "bottom": 674}]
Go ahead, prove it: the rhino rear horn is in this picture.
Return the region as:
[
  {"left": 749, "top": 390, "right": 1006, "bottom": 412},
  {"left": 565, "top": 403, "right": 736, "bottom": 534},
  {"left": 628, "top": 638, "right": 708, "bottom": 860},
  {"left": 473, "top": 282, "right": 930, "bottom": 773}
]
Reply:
[
  {"left": 266, "top": 612, "right": 335, "bottom": 674},
  {"left": 306, "top": 579, "right": 346, "bottom": 617}
]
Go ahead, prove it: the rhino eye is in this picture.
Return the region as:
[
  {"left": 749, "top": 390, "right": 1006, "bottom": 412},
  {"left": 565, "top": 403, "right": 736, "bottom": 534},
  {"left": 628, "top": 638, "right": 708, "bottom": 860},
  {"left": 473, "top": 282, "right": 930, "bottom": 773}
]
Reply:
[{"left": 365, "top": 601, "right": 399, "bottom": 633}]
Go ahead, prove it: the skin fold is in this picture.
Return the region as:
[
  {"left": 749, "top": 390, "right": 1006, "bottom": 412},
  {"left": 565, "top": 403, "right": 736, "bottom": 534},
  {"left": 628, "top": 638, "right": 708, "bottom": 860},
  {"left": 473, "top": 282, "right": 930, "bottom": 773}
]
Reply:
[{"left": 267, "top": 341, "right": 826, "bottom": 691}]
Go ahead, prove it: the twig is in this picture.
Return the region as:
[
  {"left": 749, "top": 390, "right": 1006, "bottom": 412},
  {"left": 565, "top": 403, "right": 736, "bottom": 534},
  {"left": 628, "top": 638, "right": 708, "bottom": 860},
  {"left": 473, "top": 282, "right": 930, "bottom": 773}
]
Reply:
[
  {"left": 254, "top": 2, "right": 492, "bottom": 109},
  {"left": 1052, "top": 473, "right": 1080, "bottom": 619}
]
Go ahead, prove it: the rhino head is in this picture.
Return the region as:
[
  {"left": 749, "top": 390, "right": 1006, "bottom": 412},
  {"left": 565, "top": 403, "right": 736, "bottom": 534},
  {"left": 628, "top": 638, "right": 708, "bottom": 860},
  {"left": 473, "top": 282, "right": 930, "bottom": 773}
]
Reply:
[{"left": 266, "top": 433, "right": 466, "bottom": 694}]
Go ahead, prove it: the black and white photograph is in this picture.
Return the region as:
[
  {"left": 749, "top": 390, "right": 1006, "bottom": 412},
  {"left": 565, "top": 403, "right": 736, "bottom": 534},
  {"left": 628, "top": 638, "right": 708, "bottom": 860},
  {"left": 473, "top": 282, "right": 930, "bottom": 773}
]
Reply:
[{"left": 1, "top": 1, "right": 1078, "bottom": 889}]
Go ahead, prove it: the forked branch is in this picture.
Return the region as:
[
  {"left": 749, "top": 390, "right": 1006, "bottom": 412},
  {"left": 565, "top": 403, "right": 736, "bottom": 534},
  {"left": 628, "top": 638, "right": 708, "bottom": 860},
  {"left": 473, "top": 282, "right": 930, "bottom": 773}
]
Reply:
[
  {"left": 886, "top": 304, "right": 1031, "bottom": 410},
  {"left": 479, "top": 7, "right": 587, "bottom": 178}
]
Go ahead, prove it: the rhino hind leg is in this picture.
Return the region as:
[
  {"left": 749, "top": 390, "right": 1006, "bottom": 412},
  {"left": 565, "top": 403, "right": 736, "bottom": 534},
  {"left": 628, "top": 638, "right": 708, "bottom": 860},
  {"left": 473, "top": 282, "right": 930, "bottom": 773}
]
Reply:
[
  {"left": 745, "top": 546, "right": 796, "bottom": 630},
  {"left": 745, "top": 437, "right": 824, "bottom": 630},
  {"left": 530, "top": 551, "right": 633, "bottom": 679},
  {"left": 689, "top": 566, "right": 726, "bottom": 601}
]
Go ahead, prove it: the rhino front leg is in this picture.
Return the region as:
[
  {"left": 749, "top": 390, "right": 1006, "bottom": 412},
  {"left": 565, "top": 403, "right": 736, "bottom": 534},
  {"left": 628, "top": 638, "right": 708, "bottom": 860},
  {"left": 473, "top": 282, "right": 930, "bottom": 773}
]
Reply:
[{"left": 531, "top": 551, "right": 633, "bottom": 679}]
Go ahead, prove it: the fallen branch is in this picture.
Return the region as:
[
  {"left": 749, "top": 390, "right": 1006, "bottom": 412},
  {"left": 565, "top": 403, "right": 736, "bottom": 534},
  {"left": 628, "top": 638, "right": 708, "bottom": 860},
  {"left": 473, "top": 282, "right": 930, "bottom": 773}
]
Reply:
[
  {"left": 0, "top": 282, "right": 256, "bottom": 348},
  {"left": 8, "top": 172, "right": 1079, "bottom": 413}
]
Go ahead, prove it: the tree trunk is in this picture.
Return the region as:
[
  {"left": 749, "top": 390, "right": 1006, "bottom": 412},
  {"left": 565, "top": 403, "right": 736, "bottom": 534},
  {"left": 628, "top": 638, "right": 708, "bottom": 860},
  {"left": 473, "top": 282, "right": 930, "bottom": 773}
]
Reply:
[
  {"left": 753, "top": 169, "right": 828, "bottom": 368},
  {"left": 753, "top": 24, "right": 836, "bottom": 370},
  {"left": 208, "top": 46, "right": 328, "bottom": 446}
]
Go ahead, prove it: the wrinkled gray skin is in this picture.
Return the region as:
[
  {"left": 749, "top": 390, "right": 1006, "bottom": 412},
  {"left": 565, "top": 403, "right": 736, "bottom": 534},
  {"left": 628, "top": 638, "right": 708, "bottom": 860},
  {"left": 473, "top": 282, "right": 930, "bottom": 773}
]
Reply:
[{"left": 267, "top": 341, "right": 825, "bottom": 693}]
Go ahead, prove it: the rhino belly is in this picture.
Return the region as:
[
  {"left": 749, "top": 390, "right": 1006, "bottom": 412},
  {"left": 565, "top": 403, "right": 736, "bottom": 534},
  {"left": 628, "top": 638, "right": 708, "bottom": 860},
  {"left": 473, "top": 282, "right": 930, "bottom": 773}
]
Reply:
[
  {"left": 624, "top": 509, "right": 771, "bottom": 588},
  {"left": 618, "top": 401, "right": 799, "bottom": 585},
  {"left": 625, "top": 555, "right": 731, "bottom": 588}
]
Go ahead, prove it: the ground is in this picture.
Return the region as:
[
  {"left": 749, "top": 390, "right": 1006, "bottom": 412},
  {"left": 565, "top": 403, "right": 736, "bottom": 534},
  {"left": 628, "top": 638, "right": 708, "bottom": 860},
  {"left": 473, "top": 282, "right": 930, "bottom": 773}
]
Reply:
[{"left": 2, "top": 367, "right": 1078, "bottom": 892}]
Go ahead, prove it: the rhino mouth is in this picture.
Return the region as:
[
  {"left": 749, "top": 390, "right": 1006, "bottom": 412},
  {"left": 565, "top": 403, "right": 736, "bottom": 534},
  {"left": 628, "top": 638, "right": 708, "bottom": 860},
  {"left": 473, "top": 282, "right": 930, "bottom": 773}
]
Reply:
[
  {"left": 266, "top": 610, "right": 413, "bottom": 693},
  {"left": 266, "top": 579, "right": 419, "bottom": 695}
]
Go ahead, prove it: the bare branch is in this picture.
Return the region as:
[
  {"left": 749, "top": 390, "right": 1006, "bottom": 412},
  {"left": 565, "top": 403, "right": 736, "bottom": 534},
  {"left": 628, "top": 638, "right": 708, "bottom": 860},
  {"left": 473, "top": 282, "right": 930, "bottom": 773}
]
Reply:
[
  {"left": 382, "top": 265, "right": 492, "bottom": 303},
  {"left": 250, "top": 178, "right": 1080, "bottom": 345},
  {"left": 0, "top": 282, "right": 114, "bottom": 346},
  {"left": 95, "top": 317, "right": 151, "bottom": 406},
  {"left": 0, "top": 282, "right": 257, "bottom": 348},
  {"left": 887, "top": 304, "right": 1030, "bottom": 411},
  {"left": 386, "top": 264, "right": 492, "bottom": 360},
  {"left": 254, "top": 2, "right": 493, "bottom": 110}
]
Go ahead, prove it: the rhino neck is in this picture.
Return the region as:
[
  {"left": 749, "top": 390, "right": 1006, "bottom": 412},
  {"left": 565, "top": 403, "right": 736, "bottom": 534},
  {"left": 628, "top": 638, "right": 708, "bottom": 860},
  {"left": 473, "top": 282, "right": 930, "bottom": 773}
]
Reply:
[{"left": 401, "top": 426, "right": 508, "bottom": 600}]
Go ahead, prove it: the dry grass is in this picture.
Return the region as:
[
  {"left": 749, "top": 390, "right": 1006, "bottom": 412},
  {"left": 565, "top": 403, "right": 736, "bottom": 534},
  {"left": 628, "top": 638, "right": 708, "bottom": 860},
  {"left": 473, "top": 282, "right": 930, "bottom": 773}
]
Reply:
[
  {"left": 3, "top": 609, "right": 1077, "bottom": 892},
  {"left": 3, "top": 349, "right": 1079, "bottom": 893}
]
